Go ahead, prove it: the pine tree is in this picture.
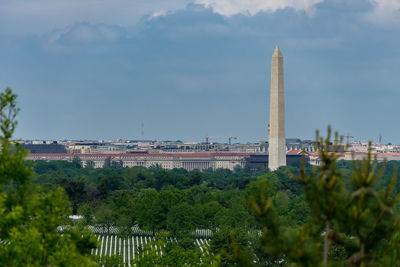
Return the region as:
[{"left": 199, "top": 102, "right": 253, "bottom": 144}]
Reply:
[{"left": 247, "top": 126, "right": 400, "bottom": 266}]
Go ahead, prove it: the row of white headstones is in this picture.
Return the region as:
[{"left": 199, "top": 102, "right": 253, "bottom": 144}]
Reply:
[
  {"left": 88, "top": 226, "right": 212, "bottom": 237},
  {"left": 92, "top": 235, "right": 211, "bottom": 266}
]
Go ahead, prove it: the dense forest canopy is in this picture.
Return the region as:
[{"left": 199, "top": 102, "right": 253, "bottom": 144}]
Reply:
[{"left": 30, "top": 155, "right": 400, "bottom": 266}]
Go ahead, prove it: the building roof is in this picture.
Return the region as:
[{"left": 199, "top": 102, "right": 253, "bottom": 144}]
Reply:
[{"left": 286, "top": 150, "right": 303, "bottom": 155}]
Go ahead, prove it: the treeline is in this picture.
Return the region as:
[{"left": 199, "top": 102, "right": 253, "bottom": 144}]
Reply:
[
  {"left": 32, "top": 160, "right": 314, "bottom": 264},
  {"left": 31, "top": 160, "right": 308, "bottom": 232}
]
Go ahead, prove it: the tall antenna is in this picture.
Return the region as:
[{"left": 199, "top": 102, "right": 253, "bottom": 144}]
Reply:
[{"left": 141, "top": 121, "right": 144, "bottom": 140}]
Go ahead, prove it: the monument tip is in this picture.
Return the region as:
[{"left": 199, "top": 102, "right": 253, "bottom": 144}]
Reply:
[{"left": 272, "top": 45, "right": 282, "bottom": 57}]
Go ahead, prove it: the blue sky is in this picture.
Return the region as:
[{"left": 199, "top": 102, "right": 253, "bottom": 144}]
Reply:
[{"left": 1, "top": 0, "right": 400, "bottom": 143}]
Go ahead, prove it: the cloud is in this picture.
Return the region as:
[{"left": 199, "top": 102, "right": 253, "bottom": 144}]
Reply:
[
  {"left": 0, "top": 0, "right": 191, "bottom": 35},
  {"left": 150, "top": 10, "right": 169, "bottom": 19},
  {"left": 194, "top": 0, "right": 325, "bottom": 16},
  {"left": 367, "top": 0, "right": 400, "bottom": 25},
  {"left": 50, "top": 22, "right": 126, "bottom": 44},
  {"left": 2, "top": 0, "right": 400, "bottom": 37}
]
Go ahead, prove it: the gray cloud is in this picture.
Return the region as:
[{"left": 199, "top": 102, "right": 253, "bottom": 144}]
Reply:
[
  {"left": 50, "top": 22, "right": 126, "bottom": 44},
  {"left": 0, "top": 0, "right": 191, "bottom": 35},
  {"left": 1, "top": 0, "right": 400, "bottom": 37},
  {"left": 366, "top": 0, "right": 400, "bottom": 25},
  {"left": 194, "top": 0, "right": 325, "bottom": 16}
]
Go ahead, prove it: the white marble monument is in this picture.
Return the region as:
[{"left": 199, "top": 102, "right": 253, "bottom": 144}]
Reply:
[{"left": 268, "top": 45, "right": 286, "bottom": 171}]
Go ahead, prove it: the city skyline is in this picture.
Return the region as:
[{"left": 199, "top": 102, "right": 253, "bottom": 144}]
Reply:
[{"left": 1, "top": 1, "right": 400, "bottom": 143}]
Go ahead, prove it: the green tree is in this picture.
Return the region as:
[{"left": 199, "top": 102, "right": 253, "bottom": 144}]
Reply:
[
  {"left": 78, "top": 202, "right": 94, "bottom": 225},
  {"left": 188, "top": 170, "right": 202, "bottom": 186},
  {"left": 134, "top": 232, "right": 220, "bottom": 266},
  {"left": 108, "top": 191, "right": 136, "bottom": 236},
  {"left": 94, "top": 255, "right": 124, "bottom": 267},
  {"left": 94, "top": 204, "right": 114, "bottom": 234},
  {"left": 59, "top": 177, "right": 91, "bottom": 213},
  {"left": 0, "top": 88, "right": 97, "bottom": 266},
  {"left": 97, "top": 175, "right": 124, "bottom": 198},
  {"left": 289, "top": 126, "right": 346, "bottom": 264},
  {"left": 135, "top": 188, "right": 164, "bottom": 232},
  {"left": 245, "top": 126, "right": 400, "bottom": 266},
  {"left": 103, "top": 157, "right": 112, "bottom": 168},
  {"left": 111, "top": 160, "right": 123, "bottom": 169},
  {"left": 344, "top": 143, "right": 400, "bottom": 265},
  {"left": 209, "top": 227, "right": 255, "bottom": 266},
  {"left": 85, "top": 160, "right": 95, "bottom": 169},
  {"left": 166, "top": 202, "right": 198, "bottom": 236},
  {"left": 199, "top": 201, "right": 223, "bottom": 230},
  {"left": 72, "top": 156, "right": 83, "bottom": 168}
]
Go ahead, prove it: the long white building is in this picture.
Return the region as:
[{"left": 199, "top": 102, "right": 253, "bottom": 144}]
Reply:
[{"left": 26, "top": 153, "right": 252, "bottom": 171}]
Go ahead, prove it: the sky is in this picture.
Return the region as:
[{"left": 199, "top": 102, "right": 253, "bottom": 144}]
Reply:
[{"left": 1, "top": 0, "right": 400, "bottom": 143}]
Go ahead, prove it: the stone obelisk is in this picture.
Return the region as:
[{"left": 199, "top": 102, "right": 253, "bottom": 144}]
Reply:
[{"left": 268, "top": 45, "right": 286, "bottom": 171}]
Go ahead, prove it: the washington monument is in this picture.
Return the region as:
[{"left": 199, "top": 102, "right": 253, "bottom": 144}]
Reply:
[{"left": 268, "top": 45, "right": 286, "bottom": 171}]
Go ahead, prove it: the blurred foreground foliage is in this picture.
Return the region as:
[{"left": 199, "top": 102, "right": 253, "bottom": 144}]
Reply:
[
  {"left": 242, "top": 127, "right": 400, "bottom": 266},
  {"left": 0, "top": 88, "right": 97, "bottom": 266}
]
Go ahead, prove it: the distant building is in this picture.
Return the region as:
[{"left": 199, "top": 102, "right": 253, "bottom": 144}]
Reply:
[
  {"left": 23, "top": 143, "right": 67, "bottom": 154},
  {"left": 25, "top": 152, "right": 250, "bottom": 171},
  {"left": 246, "top": 150, "right": 303, "bottom": 171},
  {"left": 25, "top": 150, "right": 306, "bottom": 171},
  {"left": 308, "top": 151, "right": 400, "bottom": 166},
  {"left": 67, "top": 142, "right": 127, "bottom": 154}
]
